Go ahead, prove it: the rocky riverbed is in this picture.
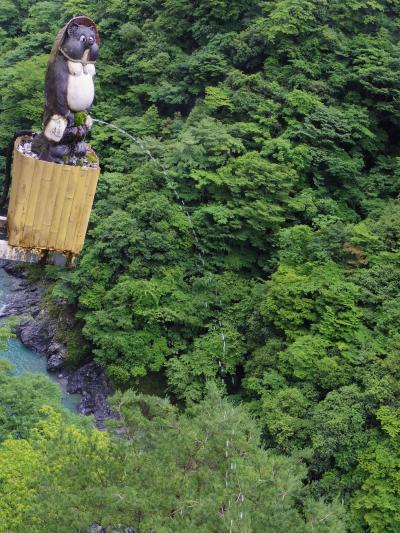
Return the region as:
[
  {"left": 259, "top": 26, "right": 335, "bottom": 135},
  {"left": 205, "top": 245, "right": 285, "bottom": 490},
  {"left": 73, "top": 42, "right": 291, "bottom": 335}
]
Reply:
[{"left": 0, "top": 261, "right": 113, "bottom": 427}]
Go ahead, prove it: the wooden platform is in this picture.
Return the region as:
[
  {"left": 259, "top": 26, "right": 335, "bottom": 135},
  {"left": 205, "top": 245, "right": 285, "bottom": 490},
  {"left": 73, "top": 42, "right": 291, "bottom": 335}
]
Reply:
[{"left": 8, "top": 137, "right": 99, "bottom": 254}]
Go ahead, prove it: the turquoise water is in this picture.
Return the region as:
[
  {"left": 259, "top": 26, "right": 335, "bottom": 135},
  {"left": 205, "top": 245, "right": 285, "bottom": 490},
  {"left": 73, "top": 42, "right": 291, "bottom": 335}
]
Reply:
[{"left": 0, "top": 267, "right": 80, "bottom": 411}]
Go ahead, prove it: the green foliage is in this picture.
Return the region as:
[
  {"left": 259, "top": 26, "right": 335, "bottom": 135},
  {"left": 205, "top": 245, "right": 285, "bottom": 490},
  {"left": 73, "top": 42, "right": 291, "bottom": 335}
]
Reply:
[
  {"left": 74, "top": 111, "right": 87, "bottom": 126},
  {"left": 3, "top": 0, "right": 400, "bottom": 529},
  {"left": 0, "top": 370, "right": 61, "bottom": 442},
  {"left": 353, "top": 406, "right": 400, "bottom": 532},
  {"left": 0, "top": 383, "right": 345, "bottom": 532}
]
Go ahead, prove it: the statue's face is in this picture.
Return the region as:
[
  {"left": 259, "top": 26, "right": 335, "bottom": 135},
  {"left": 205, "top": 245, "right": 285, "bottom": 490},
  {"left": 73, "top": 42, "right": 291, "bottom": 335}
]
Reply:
[{"left": 62, "top": 23, "right": 99, "bottom": 61}]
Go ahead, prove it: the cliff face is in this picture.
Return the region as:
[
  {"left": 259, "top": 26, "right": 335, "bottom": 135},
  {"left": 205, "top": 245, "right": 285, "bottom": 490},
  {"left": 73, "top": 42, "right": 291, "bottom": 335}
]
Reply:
[{"left": 0, "top": 261, "right": 113, "bottom": 427}]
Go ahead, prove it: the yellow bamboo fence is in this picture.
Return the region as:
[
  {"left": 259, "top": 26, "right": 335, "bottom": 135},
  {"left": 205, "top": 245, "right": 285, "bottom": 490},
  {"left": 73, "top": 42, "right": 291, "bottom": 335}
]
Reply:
[{"left": 7, "top": 136, "right": 100, "bottom": 257}]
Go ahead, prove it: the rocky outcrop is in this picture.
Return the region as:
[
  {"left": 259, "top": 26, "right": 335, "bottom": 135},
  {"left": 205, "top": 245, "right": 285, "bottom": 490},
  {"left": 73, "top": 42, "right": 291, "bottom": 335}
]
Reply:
[
  {"left": 19, "top": 309, "right": 57, "bottom": 358},
  {"left": 0, "top": 261, "right": 112, "bottom": 426},
  {"left": 67, "top": 362, "right": 113, "bottom": 425}
]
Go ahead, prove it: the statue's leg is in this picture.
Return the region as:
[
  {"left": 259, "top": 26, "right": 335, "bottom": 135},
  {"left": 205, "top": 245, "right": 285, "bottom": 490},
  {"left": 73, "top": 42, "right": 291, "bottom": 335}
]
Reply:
[
  {"left": 46, "top": 143, "right": 70, "bottom": 164},
  {"left": 31, "top": 134, "right": 70, "bottom": 164},
  {"left": 31, "top": 133, "right": 49, "bottom": 160}
]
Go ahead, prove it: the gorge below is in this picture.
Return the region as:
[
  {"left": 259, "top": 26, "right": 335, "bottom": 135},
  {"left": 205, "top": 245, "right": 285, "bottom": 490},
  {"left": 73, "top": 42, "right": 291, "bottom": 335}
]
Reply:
[{"left": 0, "top": 262, "right": 112, "bottom": 426}]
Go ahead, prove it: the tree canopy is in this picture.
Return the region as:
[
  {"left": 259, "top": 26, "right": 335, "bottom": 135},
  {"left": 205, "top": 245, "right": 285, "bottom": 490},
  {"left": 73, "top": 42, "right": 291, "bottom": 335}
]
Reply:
[{"left": 1, "top": 0, "right": 400, "bottom": 530}]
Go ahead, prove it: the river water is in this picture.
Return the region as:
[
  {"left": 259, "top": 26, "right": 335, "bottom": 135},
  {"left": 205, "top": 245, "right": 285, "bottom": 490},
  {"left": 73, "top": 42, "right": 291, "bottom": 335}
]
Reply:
[{"left": 0, "top": 267, "right": 80, "bottom": 411}]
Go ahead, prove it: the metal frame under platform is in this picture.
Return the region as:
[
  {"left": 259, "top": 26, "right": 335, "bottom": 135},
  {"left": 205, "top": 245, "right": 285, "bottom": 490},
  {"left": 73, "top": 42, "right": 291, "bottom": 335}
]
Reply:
[{"left": 0, "top": 216, "right": 74, "bottom": 267}]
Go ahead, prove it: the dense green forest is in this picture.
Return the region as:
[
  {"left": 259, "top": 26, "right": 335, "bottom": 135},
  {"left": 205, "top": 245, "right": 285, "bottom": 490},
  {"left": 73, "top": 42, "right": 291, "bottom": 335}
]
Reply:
[{"left": 1, "top": 0, "right": 400, "bottom": 530}]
